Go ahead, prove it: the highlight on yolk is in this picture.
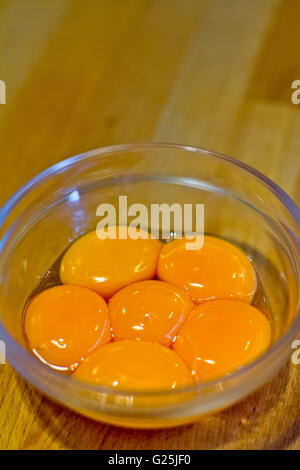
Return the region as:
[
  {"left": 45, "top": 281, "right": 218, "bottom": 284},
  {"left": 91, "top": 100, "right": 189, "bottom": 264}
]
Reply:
[
  {"left": 108, "top": 280, "right": 194, "bottom": 345},
  {"left": 24, "top": 285, "right": 111, "bottom": 370},
  {"left": 157, "top": 236, "right": 256, "bottom": 304},
  {"left": 60, "top": 226, "right": 162, "bottom": 299},
  {"left": 73, "top": 340, "right": 194, "bottom": 390},
  {"left": 173, "top": 300, "right": 272, "bottom": 382}
]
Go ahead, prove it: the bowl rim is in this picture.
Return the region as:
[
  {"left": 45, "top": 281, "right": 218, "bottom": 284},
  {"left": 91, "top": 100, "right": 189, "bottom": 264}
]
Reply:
[{"left": 0, "top": 142, "right": 299, "bottom": 402}]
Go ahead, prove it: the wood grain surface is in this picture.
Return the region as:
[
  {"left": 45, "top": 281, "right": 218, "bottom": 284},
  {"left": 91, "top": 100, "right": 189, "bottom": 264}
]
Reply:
[{"left": 0, "top": 0, "right": 300, "bottom": 450}]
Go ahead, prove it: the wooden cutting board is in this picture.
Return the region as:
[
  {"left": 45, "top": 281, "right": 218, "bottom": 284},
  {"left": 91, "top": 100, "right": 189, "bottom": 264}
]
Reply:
[{"left": 0, "top": 0, "right": 299, "bottom": 450}]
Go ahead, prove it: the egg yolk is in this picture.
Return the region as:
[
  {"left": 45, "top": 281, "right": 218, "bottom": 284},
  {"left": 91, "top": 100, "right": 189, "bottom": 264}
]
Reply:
[
  {"left": 73, "top": 340, "right": 194, "bottom": 390},
  {"left": 157, "top": 236, "right": 256, "bottom": 304},
  {"left": 24, "top": 285, "right": 111, "bottom": 370},
  {"left": 173, "top": 300, "right": 271, "bottom": 381},
  {"left": 109, "top": 280, "right": 194, "bottom": 345},
  {"left": 60, "top": 226, "right": 162, "bottom": 298}
]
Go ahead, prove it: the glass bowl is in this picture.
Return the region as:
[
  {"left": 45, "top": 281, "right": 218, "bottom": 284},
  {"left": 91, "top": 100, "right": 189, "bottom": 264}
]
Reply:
[{"left": 0, "top": 143, "right": 299, "bottom": 429}]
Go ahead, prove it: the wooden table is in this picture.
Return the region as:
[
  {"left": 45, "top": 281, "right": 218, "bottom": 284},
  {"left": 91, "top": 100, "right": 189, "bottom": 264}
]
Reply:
[{"left": 0, "top": 0, "right": 299, "bottom": 450}]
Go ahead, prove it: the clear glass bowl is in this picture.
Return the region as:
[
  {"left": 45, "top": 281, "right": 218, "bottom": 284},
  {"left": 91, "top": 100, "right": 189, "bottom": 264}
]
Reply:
[{"left": 0, "top": 143, "right": 299, "bottom": 429}]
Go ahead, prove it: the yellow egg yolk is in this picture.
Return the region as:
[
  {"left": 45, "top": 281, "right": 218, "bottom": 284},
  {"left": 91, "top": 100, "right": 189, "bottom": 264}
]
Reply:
[
  {"left": 24, "top": 285, "right": 111, "bottom": 370},
  {"left": 60, "top": 226, "right": 162, "bottom": 298},
  {"left": 173, "top": 299, "right": 271, "bottom": 382},
  {"left": 73, "top": 340, "right": 194, "bottom": 390},
  {"left": 157, "top": 236, "right": 256, "bottom": 304},
  {"left": 109, "top": 280, "right": 194, "bottom": 345}
]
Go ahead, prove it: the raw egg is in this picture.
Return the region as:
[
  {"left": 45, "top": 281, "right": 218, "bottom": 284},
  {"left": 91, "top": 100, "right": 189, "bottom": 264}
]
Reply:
[
  {"left": 73, "top": 340, "right": 194, "bottom": 390},
  {"left": 24, "top": 285, "right": 111, "bottom": 370},
  {"left": 60, "top": 226, "right": 162, "bottom": 298},
  {"left": 157, "top": 236, "right": 256, "bottom": 304},
  {"left": 109, "top": 280, "right": 194, "bottom": 345},
  {"left": 173, "top": 299, "right": 271, "bottom": 381}
]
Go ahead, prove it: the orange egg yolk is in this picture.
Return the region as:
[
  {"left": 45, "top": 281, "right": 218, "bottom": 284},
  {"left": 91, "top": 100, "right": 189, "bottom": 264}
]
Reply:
[
  {"left": 109, "top": 280, "right": 193, "bottom": 345},
  {"left": 60, "top": 226, "right": 162, "bottom": 298},
  {"left": 173, "top": 300, "right": 271, "bottom": 382},
  {"left": 24, "top": 285, "right": 111, "bottom": 370},
  {"left": 73, "top": 340, "right": 194, "bottom": 390},
  {"left": 157, "top": 236, "right": 256, "bottom": 304}
]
